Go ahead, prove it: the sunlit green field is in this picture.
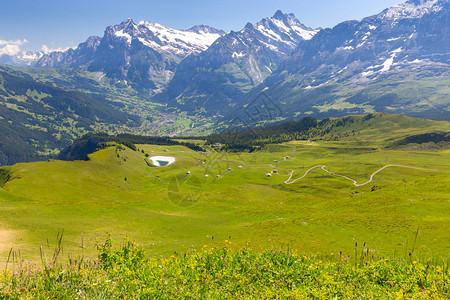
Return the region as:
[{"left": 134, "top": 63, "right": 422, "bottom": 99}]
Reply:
[{"left": 0, "top": 137, "right": 449, "bottom": 264}]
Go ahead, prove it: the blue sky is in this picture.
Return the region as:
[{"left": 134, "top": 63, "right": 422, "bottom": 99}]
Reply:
[{"left": 0, "top": 0, "right": 404, "bottom": 53}]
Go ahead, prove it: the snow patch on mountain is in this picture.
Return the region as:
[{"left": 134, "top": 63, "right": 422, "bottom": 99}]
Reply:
[
  {"left": 232, "top": 52, "right": 246, "bottom": 59},
  {"left": 137, "top": 20, "right": 224, "bottom": 56},
  {"left": 260, "top": 41, "right": 280, "bottom": 52},
  {"left": 387, "top": 37, "right": 403, "bottom": 41},
  {"left": 381, "top": 57, "right": 395, "bottom": 72},
  {"left": 359, "top": 48, "right": 404, "bottom": 77},
  {"left": 382, "top": 0, "right": 444, "bottom": 20},
  {"left": 291, "top": 25, "right": 317, "bottom": 40},
  {"left": 357, "top": 41, "right": 367, "bottom": 48},
  {"left": 257, "top": 25, "right": 284, "bottom": 42},
  {"left": 114, "top": 30, "right": 132, "bottom": 44}
]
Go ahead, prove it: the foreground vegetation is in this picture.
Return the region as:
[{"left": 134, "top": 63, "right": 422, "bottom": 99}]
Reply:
[{"left": 1, "top": 235, "right": 449, "bottom": 299}]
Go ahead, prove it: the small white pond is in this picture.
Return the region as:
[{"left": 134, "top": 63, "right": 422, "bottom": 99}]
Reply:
[{"left": 149, "top": 156, "right": 176, "bottom": 167}]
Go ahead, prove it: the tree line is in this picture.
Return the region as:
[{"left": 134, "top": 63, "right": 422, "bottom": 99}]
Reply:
[{"left": 58, "top": 133, "right": 205, "bottom": 161}]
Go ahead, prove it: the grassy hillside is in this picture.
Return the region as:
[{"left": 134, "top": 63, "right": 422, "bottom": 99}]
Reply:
[
  {"left": 0, "top": 114, "right": 449, "bottom": 264},
  {"left": 0, "top": 65, "right": 137, "bottom": 166}
]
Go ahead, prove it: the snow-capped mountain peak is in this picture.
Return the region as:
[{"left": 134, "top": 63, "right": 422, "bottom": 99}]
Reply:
[
  {"left": 381, "top": 0, "right": 446, "bottom": 19},
  {"left": 252, "top": 10, "right": 318, "bottom": 45},
  {"left": 186, "top": 25, "right": 225, "bottom": 35},
  {"left": 273, "top": 9, "right": 287, "bottom": 20}
]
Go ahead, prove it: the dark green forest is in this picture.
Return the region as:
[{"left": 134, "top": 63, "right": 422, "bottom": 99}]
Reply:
[{"left": 58, "top": 133, "right": 205, "bottom": 161}]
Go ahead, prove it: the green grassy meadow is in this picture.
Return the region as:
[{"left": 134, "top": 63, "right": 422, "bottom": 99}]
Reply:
[{"left": 0, "top": 135, "right": 449, "bottom": 264}]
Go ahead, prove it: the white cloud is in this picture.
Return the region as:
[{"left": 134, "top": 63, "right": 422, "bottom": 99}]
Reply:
[
  {"left": 41, "top": 44, "right": 75, "bottom": 54},
  {"left": 0, "top": 39, "right": 28, "bottom": 46},
  {"left": 0, "top": 39, "right": 28, "bottom": 56}
]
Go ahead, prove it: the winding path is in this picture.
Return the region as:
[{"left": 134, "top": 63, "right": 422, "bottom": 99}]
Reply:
[
  {"left": 284, "top": 145, "right": 297, "bottom": 160},
  {"left": 284, "top": 164, "right": 434, "bottom": 186}
]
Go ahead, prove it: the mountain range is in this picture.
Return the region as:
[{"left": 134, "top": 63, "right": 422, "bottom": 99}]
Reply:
[
  {"left": 35, "top": 19, "right": 225, "bottom": 93},
  {"left": 153, "top": 10, "right": 317, "bottom": 114},
  {"left": 0, "top": 0, "right": 449, "bottom": 165},
  {"left": 243, "top": 0, "right": 450, "bottom": 121},
  {"left": 30, "top": 0, "right": 449, "bottom": 121}
]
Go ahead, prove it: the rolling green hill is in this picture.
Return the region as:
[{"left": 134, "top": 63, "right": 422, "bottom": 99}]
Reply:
[
  {"left": 0, "top": 113, "right": 448, "bottom": 264},
  {"left": 207, "top": 112, "right": 450, "bottom": 151}
]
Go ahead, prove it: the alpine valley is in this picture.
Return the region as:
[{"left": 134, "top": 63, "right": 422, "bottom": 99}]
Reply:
[
  {"left": 0, "top": 0, "right": 449, "bottom": 165},
  {"left": 1, "top": 1, "right": 450, "bottom": 297}
]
